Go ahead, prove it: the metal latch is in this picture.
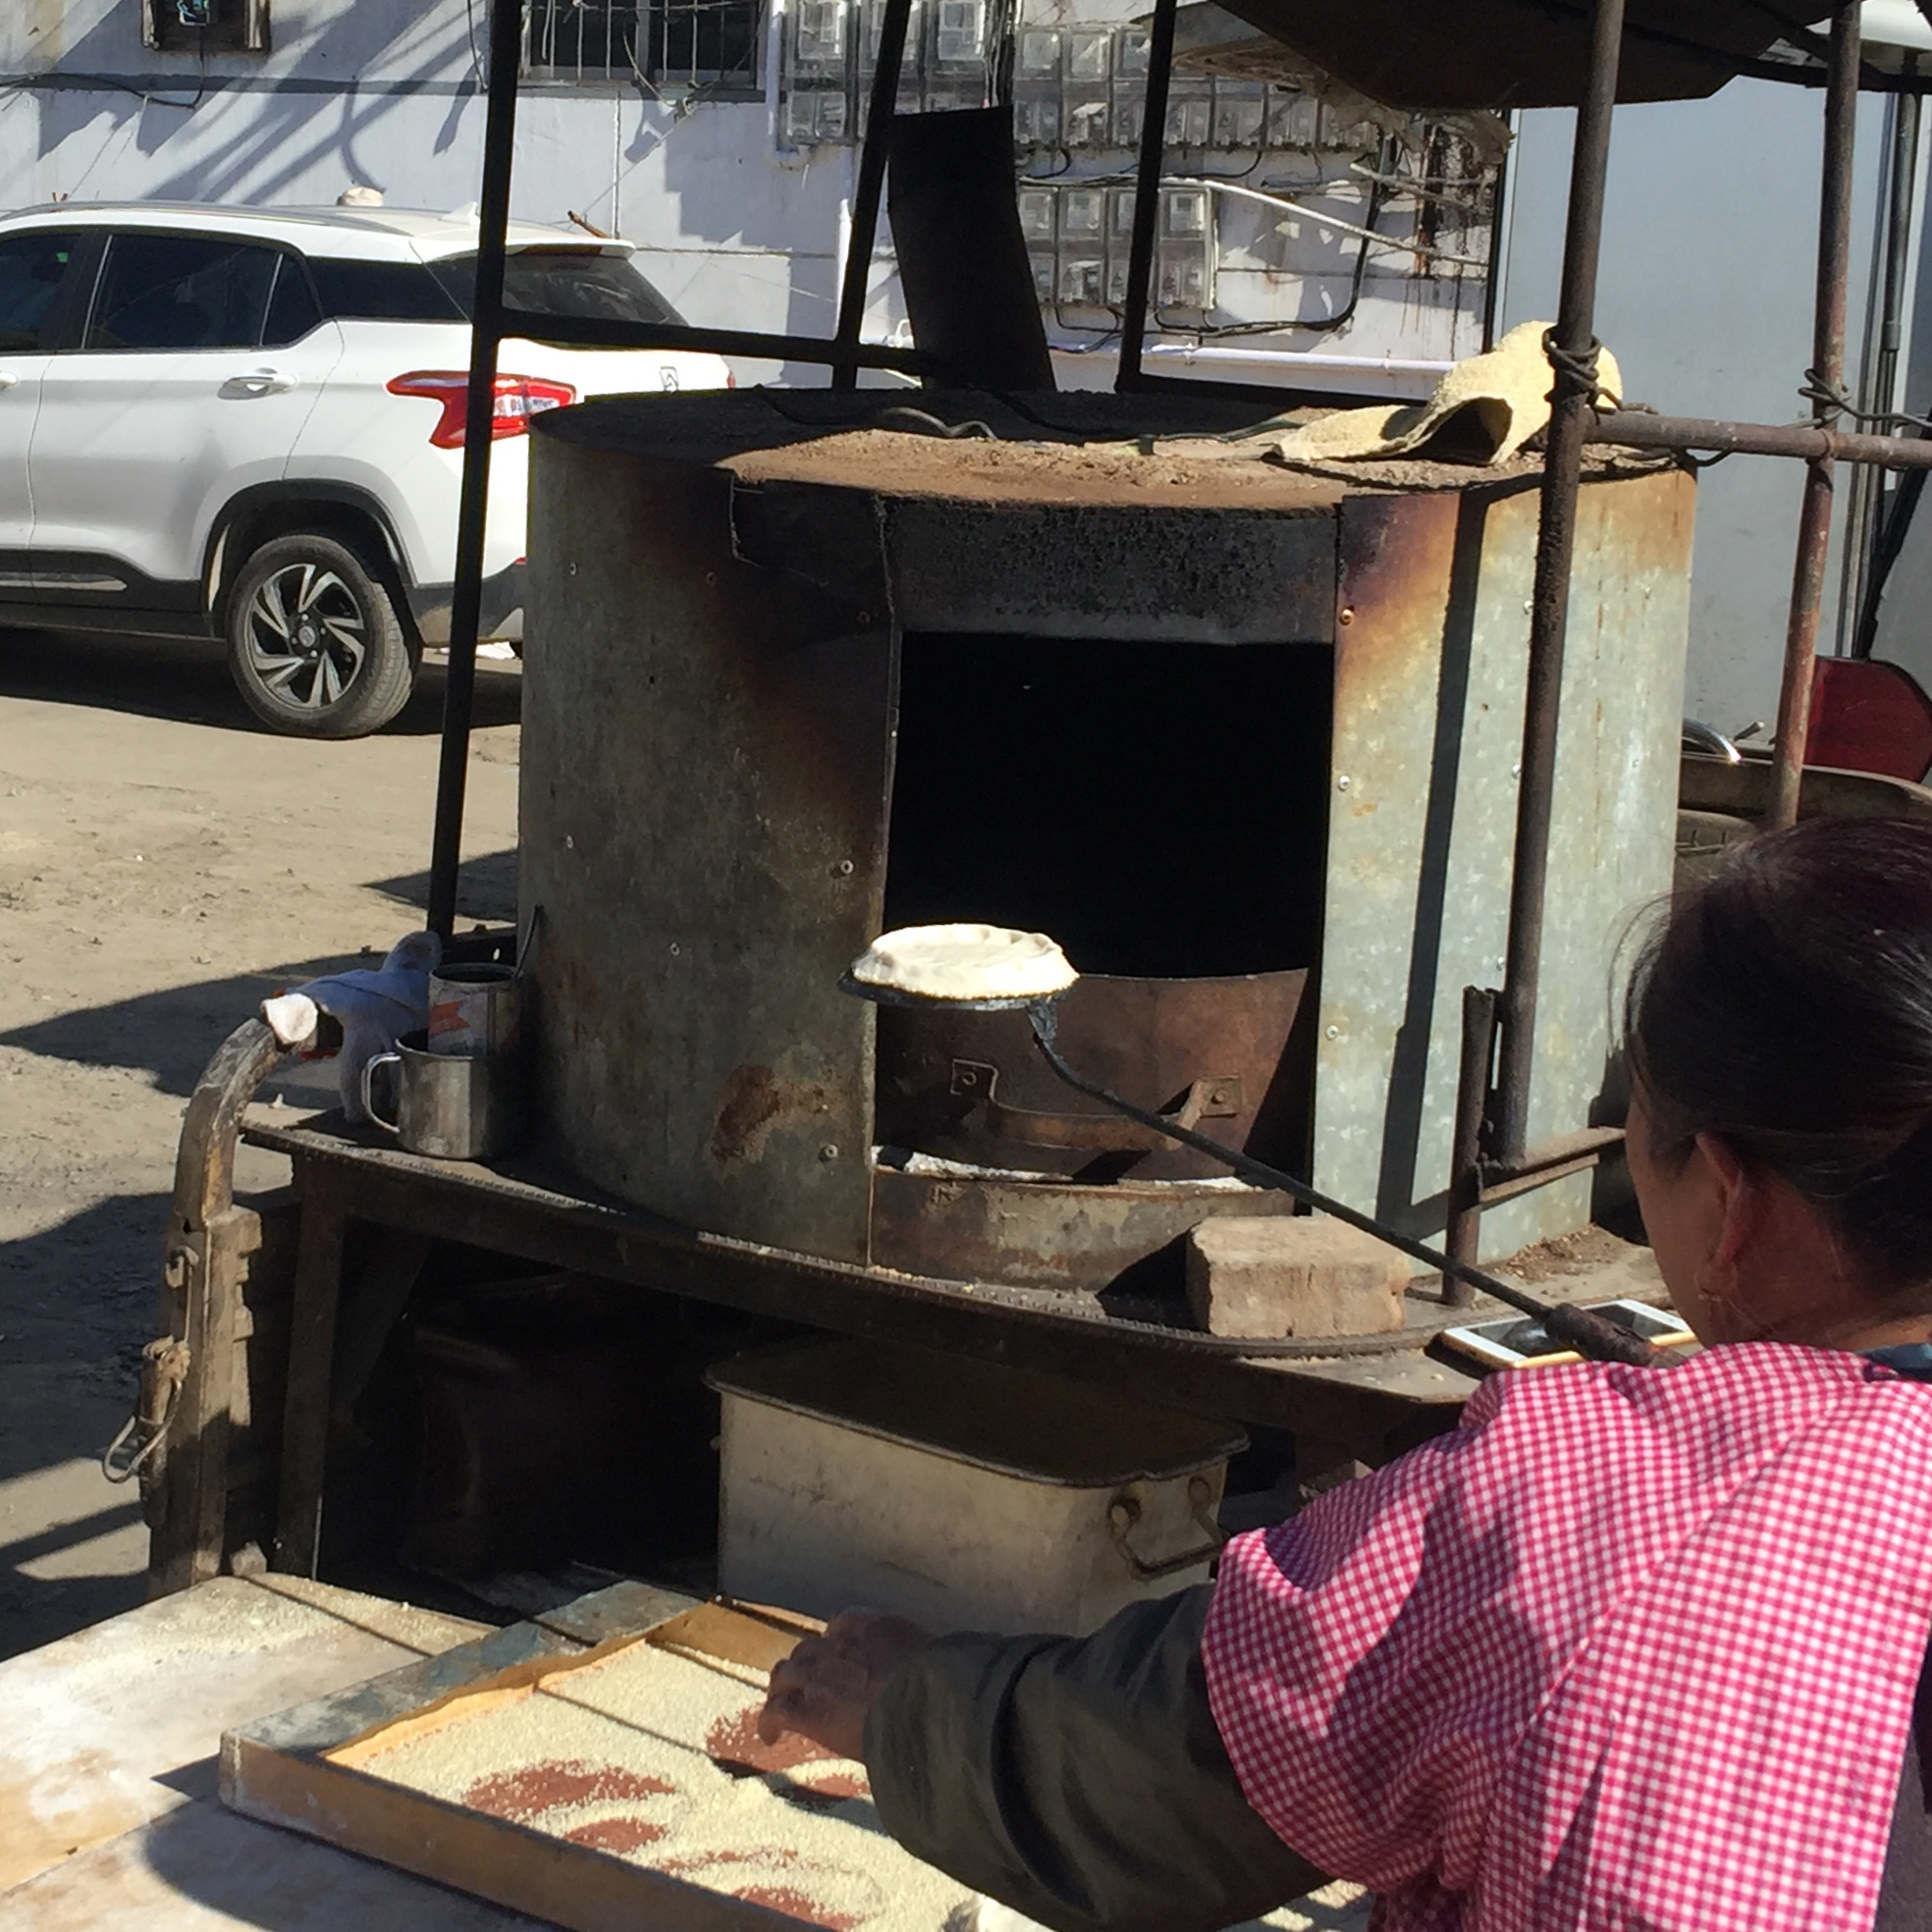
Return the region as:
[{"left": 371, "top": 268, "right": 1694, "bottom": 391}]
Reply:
[{"left": 102, "top": 1337, "right": 191, "bottom": 1484}]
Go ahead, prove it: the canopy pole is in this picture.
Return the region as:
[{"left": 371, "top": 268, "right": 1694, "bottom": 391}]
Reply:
[
  {"left": 426, "top": 0, "right": 521, "bottom": 940},
  {"left": 1115, "top": 0, "right": 1177, "bottom": 392},
  {"left": 1769, "top": 0, "right": 1861, "bottom": 832},
  {"left": 832, "top": 0, "right": 912, "bottom": 394},
  {"left": 1489, "top": 0, "right": 1627, "bottom": 1165}
]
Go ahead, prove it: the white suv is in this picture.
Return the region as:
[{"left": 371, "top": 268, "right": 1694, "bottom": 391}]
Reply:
[{"left": 0, "top": 203, "right": 730, "bottom": 736}]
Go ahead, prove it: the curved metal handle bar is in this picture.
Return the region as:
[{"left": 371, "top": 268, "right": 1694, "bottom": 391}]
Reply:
[{"left": 1025, "top": 1003, "right": 1656, "bottom": 1369}]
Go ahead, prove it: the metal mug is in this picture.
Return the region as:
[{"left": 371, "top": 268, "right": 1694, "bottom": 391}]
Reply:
[
  {"left": 427, "top": 962, "right": 522, "bottom": 1058},
  {"left": 361, "top": 1029, "right": 525, "bottom": 1159}
]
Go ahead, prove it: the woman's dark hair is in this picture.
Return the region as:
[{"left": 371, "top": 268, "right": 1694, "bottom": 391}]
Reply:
[{"left": 1626, "top": 816, "right": 1932, "bottom": 1295}]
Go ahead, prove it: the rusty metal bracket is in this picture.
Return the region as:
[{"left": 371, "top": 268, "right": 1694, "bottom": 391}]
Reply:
[
  {"left": 950, "top": 1059, "right": 1243, "bottom": 1154},
  {"left": 1106, "top": 1476, "right": 1227, "bottom": 1582}
]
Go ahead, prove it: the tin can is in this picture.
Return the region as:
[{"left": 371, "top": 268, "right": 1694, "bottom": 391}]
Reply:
[{"left": 427, "top": 962, "right": 522, "bottom": 1057}]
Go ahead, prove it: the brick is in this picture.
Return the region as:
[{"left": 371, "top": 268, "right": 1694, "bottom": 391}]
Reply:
[{"left": 1185, "top": 1214, "right": 1408, "bottom": 1339}]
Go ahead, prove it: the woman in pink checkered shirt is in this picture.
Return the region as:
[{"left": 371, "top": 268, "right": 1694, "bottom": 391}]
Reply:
[{"left": 763, "top": 817, "right": 1932, "bottom": 1932}]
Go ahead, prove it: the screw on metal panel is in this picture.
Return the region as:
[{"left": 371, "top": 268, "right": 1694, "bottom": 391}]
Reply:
[
  {"left": 565, "top": 834, "right": 574, "bottom": 849},
  {"left": 705, "top": 571, "right": 718, "bottom": 585},
  {"left": 1325, "top": 1024, "right": 1341, "bottom": 1039},
  {"left": 670, "top": 942, "right": 679, "bottom": 956},
  {"left": 819, "top": 1143, "right": 839, "bottom": 1161},
  {"left": 833, "top": 859, "right": 855, "bottom": 877},
  {"left": 858, "top": 610, "right": 873, "bottom": 625},
  {"left": 1336, "top": 776, "right": 1351, "bottom": 791},
  {"left": 569, "top": 562, "right": 578, "bottom": 575},
  {"left": 1338, "top": 607, "right": 1355, "bottom": 625}
]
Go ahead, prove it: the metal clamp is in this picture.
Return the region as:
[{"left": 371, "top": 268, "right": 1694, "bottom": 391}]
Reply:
[
  {"left": 1105, "top": 1476, "right": 1227, "bottom": 1582},
  {"left": 102, "top": 1337, "right": 192, "bottom": 1484}
]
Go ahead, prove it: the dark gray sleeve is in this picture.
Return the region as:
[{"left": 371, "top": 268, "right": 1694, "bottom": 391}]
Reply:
[{"left": 861, "top": 1584, "right": 1330, "bottom": 1932}]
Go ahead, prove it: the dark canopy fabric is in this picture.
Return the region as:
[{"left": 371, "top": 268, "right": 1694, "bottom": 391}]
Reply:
[{"left": 1207, "top": 0, "right": 1836, "bottom": 109}]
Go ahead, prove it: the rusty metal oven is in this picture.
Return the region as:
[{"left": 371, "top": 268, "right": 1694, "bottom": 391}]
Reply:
[{"left": 518, "top": 390, "right": 1691, "bottom": 1303}]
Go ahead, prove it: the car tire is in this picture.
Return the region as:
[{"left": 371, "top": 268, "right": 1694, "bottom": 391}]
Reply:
[{"left": 226, "top": 532, "right": 417, "bottom": 739}]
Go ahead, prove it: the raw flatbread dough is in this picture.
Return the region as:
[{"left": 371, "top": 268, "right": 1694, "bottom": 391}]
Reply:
[{"left": 849, "top": 925, "right": 1075, "bottom": 1003}]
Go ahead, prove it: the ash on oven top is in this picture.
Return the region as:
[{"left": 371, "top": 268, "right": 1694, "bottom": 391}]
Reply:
[{"left": 537, "top": 390, "right": 1660, "bottom": 510}]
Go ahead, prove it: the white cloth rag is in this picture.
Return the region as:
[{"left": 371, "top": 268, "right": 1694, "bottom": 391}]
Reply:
[{"left": 261, "top": 929, "right": 444, "bottom": 1123}]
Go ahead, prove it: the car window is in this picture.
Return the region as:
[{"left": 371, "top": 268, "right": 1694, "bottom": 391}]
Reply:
[
  {"left": 263, "top": 253, "right": 325, "bottom": 346},
  {"left": 0, "top": 231, "right": 81, "bottom": 353},
  {"left": 87, "top": 235, "right": 281, "bottom": 350},
  {"left": 308, "top": 257, "right": 466, "bottom": 322},
  {"left": 432, "top": 249, "right": 685, "bottom": 328}
]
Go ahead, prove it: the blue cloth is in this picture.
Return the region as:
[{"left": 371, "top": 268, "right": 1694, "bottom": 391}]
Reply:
[{"left": 1866, "top": 1344, "right": 1932, "bottom": 1383}]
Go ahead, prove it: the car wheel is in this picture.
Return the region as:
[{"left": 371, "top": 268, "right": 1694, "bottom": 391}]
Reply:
[{"left": 226, "top": 532, "right": 417, "bottom": 739}]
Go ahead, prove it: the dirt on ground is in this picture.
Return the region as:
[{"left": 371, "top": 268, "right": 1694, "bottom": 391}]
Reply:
[{"left": 0, "top": 628, "right": 520, "bottom": 1663}]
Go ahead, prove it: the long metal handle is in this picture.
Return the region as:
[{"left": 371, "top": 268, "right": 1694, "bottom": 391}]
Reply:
[{"left": 1027, "top": 1005, "right": 1656, "bottom": 1368}]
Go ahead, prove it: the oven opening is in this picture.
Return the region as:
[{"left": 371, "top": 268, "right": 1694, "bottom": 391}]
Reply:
[
  {"left": 875, "top": 634, "right": 1332, "bottom": 1188},
  {"left": 884, "top": 633, "right": 1333, "bottom": 979}
]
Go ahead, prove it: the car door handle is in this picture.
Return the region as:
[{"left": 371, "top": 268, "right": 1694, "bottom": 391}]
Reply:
[{"left": 220, "top": 370, "right": 297, "bottom": 398}]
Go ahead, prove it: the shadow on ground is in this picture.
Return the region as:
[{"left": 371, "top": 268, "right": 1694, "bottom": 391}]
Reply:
[
  {"left": 0, "top": 1193, "right": 173, "bottom": 1658},
  {"left": 368, "top": 848, "right": 519, "bottom": 925},
  {"left": 0, "top": 629, "right": 521, "bottom": 737},
  {"left": 0, "top": 956, "right": 364, "bottom": 1098}
]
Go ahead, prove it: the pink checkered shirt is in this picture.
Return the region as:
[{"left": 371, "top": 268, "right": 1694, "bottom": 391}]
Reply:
[{"left": 1203, "top": 1343, "right": 1932, "bottom": 1931}]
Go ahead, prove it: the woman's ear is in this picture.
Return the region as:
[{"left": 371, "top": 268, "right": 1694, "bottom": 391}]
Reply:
[{"left": 1699, "top": 1133, "right": 1751, "bottom": 1269}]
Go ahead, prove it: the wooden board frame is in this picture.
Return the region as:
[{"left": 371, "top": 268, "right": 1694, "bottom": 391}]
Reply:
[{"left": 220, "top": 1581, "right": 837, "bottom": 1932}]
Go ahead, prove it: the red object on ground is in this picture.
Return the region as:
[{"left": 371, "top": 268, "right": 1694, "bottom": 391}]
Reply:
[{"left": 1806, "top": 655, "right": 1932, "bottom": 782}]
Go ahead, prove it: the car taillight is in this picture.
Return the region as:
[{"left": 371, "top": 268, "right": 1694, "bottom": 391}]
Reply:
[{"left": 386, "top": 372, "right": 578, "bottom": 448}]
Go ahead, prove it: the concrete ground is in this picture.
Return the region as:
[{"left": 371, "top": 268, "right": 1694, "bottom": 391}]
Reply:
[{"left": 0, "top": 626, "right": 521, "bottom": 1664}]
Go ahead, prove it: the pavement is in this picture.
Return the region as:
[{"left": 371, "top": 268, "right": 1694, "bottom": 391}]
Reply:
[{"left": 0, "top": 627, "right": 520, "bottom": 1664}]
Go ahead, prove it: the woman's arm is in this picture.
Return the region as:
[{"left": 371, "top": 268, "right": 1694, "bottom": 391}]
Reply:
[{"left": 766, "top": 1586, "right": 1330, "bottom": 1932}]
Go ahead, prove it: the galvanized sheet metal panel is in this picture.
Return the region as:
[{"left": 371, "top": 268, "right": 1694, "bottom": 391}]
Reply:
[
  {"left": 520, "top": 436, "right": 892, "bottom": 1261},
  {"left": 1315, "top": 468, "right": 1693, "bottom": 1262}
]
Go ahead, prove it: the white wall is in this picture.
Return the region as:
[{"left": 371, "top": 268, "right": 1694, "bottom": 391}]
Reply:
[
  {"left": 1499, "top": 80, "right": 1891, "bottom": 730},
  {"left": 1, "top": 0, "right": 1491, "bottom": 392},
  {"left": 0, "top": 0, "right": 867, "bottom": 381}
]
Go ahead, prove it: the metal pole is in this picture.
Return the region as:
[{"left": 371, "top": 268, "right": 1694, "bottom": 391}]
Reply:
[
  {"left": 1852, "top": 57, "right": 1922, "bottom": 656},
  {"left": 1490, "top": 0, "right": 1626, "bottom": 1165},
  {"left": 1587, "top": 409, "right": 1932, "bottom": 467},
  {"left": 1769, "top": 1, "right": 1860, "bottom": 832},
  {"left": 426, "top": 0, "right": 521, "bottom": 940},
  {"left": 1444, "top": 985, "right": 1497, "bottom": 1306},
  {"left": 1115, "top": 0, "right": 1176, "bottom": 392},
  {"left": 831, "top": 0, "right": 913, "bottom": 394}
]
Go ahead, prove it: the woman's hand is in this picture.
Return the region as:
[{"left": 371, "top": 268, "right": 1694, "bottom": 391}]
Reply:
[{"left": 758, "top": 1610, "right": 935, "bottom": 1761}]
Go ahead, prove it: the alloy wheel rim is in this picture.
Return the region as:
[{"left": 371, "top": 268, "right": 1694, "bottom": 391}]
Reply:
[{"left": 244, "top": 563, "right": 367, "bottom": 710}]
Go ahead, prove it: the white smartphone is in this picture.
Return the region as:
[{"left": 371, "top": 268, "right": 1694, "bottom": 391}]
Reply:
[{"left": 1439, "top": 1298, "right": 1696, "bottom": 1372}]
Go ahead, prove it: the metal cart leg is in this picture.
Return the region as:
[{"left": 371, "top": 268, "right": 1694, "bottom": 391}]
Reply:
[{"left": 272, "top": 1168, "right": 351, "bottom": 1579}]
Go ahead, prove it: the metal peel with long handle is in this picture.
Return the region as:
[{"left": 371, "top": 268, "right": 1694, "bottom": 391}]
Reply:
[{"left": 841, "top": 928, "right": 1656, "bottom": 1368}]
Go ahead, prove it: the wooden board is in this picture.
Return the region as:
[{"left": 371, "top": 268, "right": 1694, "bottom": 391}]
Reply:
[
  {"left": 218, "top": 1582, "right": 963, "bottom": 1932},
  {"left": 0, "top": 1574, "right": 541, "bottom": 1930}
]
